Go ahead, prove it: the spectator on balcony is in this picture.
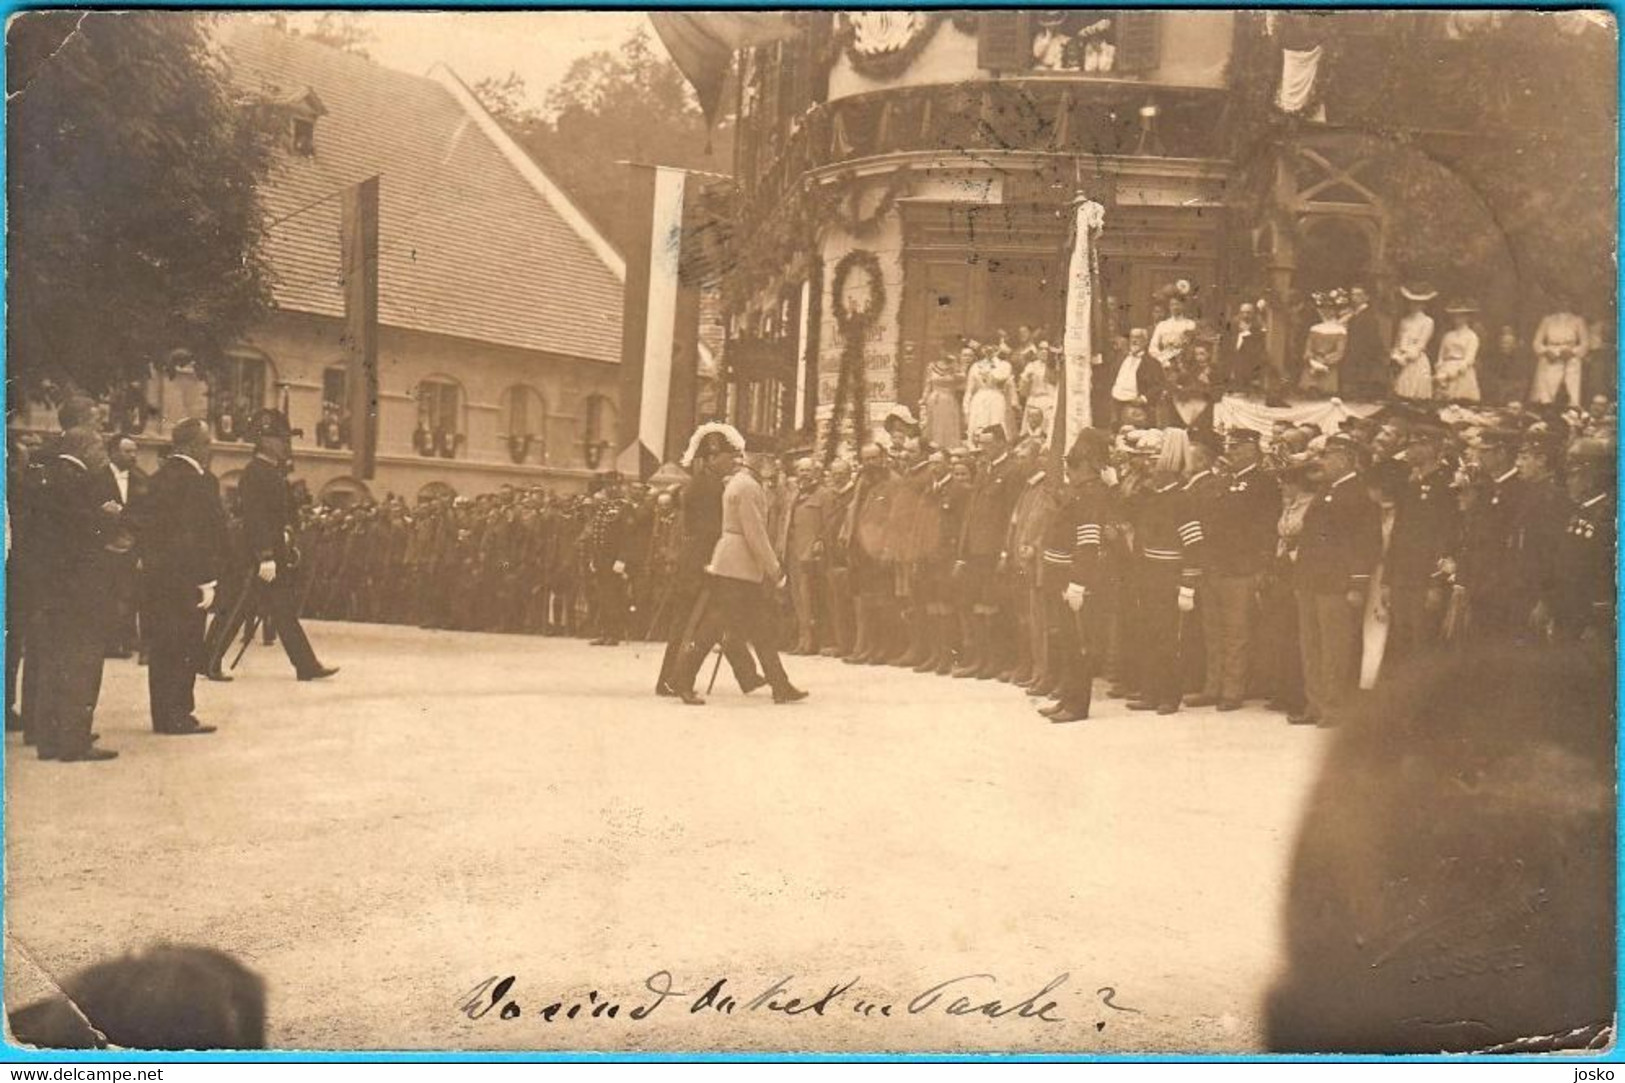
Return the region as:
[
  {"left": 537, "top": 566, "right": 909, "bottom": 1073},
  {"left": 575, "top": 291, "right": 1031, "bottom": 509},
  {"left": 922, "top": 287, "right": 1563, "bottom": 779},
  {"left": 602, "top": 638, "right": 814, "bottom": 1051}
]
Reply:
[
  {"left": 1390, "top": 284, "right": 1437, "bottom": 402},
  {"left": 1300, "top": 292, "right": 1349, "bottom": 397},
  {"left": 1149, "top": 295, "right": 1196, "bottom": 370},
  {"left": 1018, "top": 341, "right": 1060, "bottom": 437},
  {"left": 1433, "top": 300, "right": 1483, "bottom": 403},
  {"left": 1342, "top": 285, "right": 1386, "bottom": 401},
  {"left": 1530, "top": 298, "right": 1589, "bottom": 406},
  {"left": 963, "top": 345, "right": 1015, "bottom": 443},
  {"left": 921, "top": 345, "right": 967, "bottom": 451}
]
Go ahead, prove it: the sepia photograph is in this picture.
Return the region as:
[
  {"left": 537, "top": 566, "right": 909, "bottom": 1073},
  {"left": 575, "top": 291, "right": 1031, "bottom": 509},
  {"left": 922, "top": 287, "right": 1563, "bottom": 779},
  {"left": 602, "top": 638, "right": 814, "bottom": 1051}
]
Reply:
[{"left": 2, "top": 6, "right": 1618, "bottom": 1060}]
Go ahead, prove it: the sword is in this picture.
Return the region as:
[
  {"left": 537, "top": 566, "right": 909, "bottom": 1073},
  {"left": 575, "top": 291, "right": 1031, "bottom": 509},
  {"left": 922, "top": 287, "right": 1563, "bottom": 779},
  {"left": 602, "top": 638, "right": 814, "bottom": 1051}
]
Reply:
[{"left": 228, "top": 580, "right": 265, "bottom": 672}]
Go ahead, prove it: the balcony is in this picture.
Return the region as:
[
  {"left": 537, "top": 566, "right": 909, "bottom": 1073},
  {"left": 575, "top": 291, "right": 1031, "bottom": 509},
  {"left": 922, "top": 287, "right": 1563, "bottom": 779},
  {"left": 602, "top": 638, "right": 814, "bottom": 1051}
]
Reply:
[{"left": 737, "top": 78, "right": 1230, "bottom": 212}]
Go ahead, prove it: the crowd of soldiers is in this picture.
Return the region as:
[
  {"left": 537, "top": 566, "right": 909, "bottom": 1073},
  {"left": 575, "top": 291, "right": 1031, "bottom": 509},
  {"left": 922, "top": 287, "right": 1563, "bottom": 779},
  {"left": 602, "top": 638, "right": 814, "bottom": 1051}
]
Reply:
[{"left": 288, "top": 395, "right": 1616, "bottom": 728}]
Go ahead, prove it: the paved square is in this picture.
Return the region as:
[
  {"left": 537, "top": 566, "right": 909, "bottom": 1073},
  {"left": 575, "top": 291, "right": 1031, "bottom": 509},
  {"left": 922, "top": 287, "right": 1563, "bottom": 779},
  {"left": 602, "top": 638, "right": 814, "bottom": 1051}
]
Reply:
[{"left": 5, "top": 621, "right": 1331, "bottom": 1052}]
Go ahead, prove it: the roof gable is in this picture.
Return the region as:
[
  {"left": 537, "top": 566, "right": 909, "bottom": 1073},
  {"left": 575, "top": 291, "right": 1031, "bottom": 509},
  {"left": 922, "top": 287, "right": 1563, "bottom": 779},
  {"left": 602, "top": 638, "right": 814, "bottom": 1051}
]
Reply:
[{"left": 219, "top": 22, "right": 624, "bottom": 362}]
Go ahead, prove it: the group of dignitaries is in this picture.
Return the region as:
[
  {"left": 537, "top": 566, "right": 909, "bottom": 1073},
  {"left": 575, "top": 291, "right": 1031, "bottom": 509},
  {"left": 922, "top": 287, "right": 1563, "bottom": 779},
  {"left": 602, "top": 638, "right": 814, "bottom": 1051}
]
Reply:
[
  {"left": 7, "top": 401, "right": 335, "bottom": 763},
  {"left": 650, "top": 402, "right": 1615, "bottom": 727}
]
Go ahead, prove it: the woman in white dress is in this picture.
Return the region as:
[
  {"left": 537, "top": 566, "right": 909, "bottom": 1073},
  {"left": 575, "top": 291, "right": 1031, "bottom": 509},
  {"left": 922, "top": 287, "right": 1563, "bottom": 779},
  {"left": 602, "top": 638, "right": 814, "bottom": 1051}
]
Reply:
[
  {"left": 1433, "top": 301, "right": 1482, "bottom": 403},
  {"left": 1299, "top": 293, "right": 1348, "bottom": 397},
  {"left": 1390, "top": 284, "right": 1437, "bottom": 401},
  {"left": 963, "top": 347, "right": 1014, "bottom": 437}
]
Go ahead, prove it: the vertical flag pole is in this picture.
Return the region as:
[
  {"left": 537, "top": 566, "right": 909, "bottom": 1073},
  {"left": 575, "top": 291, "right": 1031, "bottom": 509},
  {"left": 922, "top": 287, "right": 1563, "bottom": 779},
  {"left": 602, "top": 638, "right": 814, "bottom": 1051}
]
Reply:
[{"left": 341, "top": 176, "right": 380, "bottom": 480}]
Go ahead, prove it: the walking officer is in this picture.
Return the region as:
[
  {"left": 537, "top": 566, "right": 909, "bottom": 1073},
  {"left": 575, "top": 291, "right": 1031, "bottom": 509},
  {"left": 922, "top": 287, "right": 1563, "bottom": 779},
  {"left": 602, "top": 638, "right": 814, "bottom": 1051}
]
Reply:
[{"left": 209, "top": 433, "right": 338, "bottom": 681}]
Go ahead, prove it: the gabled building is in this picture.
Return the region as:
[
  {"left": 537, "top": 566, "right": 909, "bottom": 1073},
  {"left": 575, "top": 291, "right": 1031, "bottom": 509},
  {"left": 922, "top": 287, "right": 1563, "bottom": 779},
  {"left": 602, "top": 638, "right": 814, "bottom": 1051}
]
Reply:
[{"left": 83, "top": 23, "right": 629, "bottom": 503}]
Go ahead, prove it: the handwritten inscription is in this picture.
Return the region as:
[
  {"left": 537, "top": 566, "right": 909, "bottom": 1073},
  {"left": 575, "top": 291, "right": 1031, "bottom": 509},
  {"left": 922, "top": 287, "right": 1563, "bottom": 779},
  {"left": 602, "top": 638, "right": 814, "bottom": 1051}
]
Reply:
[{"left": 459, "top": 971, "right": 1137, "bottom": 1029}]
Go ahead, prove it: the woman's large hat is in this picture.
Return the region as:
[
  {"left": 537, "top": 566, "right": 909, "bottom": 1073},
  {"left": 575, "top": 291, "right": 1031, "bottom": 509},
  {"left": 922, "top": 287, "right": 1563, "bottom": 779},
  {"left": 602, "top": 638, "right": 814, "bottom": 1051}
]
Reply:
[{"left": 1401, "top": 283, "right": 1439, "bottom": 302}]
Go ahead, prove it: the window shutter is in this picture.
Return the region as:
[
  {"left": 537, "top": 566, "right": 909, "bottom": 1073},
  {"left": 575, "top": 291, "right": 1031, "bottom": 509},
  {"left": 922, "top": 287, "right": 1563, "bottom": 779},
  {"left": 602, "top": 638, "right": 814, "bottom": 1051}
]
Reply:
[
  {"left": 1114, "top": 12, "right": 1162, "bottom": 73},
  {"left": 978, "top": 11, "right": 1031, "bottom": 71}
]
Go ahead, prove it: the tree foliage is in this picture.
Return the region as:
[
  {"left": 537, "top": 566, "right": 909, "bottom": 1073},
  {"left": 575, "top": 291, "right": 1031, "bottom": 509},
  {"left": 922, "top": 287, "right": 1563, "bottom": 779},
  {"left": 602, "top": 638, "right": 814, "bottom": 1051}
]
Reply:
[
  {"left": 473, "top": 27, "right": 733, "bottom": 248},
  {"left": 7, "top": 11, "right": 276, "bottom": 405},
  {"left": 1227, "top": 10, "right": 1617, "bottom": 321}
]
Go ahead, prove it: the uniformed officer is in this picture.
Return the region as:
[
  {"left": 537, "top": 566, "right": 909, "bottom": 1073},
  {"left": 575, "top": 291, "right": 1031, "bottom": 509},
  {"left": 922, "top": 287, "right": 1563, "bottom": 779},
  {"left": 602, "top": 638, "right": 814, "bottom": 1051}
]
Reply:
[
  {"left": 1553, "top": 437, "right": 1616, "bottom": 642},
  {"left": 211, "top": 435, "right": 338, "bottom": 681},
  {"left": 1039, "top": 429, "right": 1114, "bottom": 723},
  {"left": 1194, "top": 428, "right": 1279, "bottom": 711},
  {"left": 585, "top": 479, "right": 632, "bottom": 646},
  {"left": 1178, "top": 430, "right": 1227, "bottom": 706},
  {"left": 843, "top": 443, "right": 898, "bottom": 665},
  {"left": 1291, "top": 433, "right": 1382, "bottom": 727},
  {"left": 818, "top": 458, "right": 858, "bottom": 658},
  {"left": 655, "top": 426, "right": 765, "bottom": 699},
  {"left": 952, "top": 424, "right": 1025, "bottom": 679},
  {"left": 1514, "top": 431, "right": 1570, "bottom": 641},
  {"left": 1457, "top": 428, "right": 1528, "bottom": 642},
  {"left": 1003, "top": 438, "right": 1055, "bottom": 687},
  {"left": 1383, "top": 420, "right": 1460, "bottom": 661},
  {"left": 1127, "top": 455, "right": 1206, "bottom": 715}
]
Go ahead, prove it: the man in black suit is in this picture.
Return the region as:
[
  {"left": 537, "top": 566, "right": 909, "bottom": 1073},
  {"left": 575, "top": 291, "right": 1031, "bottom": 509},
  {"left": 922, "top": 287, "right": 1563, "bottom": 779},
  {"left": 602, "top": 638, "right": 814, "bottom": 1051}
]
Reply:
[
  {"left": 98, "top": 434, "right": 147, "bottom": 659},
  {"left": 1099, "top": 328, "right": 1168, "bottom": 426},
  {"left": 33, "top": 398, "right": 122, "bottom": 761},
  {"left": 141, "top": 418, "right": 228, "bottom": 736},
  {"left": 1342, "top": 285, "right": 1387, "bottom": 401},
  {"left": 1223, "top": 303, "right": 1269, "bottom": 394},
  {"left": 208, "top": 435, "right": 337, "bottom": 681}
]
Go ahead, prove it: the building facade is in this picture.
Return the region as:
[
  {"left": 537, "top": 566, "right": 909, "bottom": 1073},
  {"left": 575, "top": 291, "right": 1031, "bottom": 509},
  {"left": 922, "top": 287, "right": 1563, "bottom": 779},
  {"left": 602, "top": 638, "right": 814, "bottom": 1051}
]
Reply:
[
  {"left": 712, "top": 10, "right": 1615, "bottom": 448},
  {"left": 19, "top": 23, "right": 629, "bottom": 505}
]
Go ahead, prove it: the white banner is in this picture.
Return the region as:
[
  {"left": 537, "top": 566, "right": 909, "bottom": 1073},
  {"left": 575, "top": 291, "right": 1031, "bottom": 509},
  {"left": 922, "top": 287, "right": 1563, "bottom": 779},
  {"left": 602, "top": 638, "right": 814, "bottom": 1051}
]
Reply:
[{"left": 1052, "top": 198, "right": 1105, "bottom": 450}]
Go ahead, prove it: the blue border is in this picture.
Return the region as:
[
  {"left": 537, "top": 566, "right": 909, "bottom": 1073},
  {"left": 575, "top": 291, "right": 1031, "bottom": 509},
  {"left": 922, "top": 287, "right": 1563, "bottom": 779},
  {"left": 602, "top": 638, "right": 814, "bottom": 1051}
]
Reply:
[{"left": 0, "top": 0, "right": 1621, "bottom": 1065}]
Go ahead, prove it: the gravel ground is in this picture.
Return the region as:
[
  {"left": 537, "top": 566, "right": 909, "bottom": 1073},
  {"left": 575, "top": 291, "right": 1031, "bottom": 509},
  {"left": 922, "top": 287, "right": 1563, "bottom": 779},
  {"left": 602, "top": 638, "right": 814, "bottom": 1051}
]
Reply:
[{"left": 4, "top": 620, "right": 1332, "bottom": 1054}]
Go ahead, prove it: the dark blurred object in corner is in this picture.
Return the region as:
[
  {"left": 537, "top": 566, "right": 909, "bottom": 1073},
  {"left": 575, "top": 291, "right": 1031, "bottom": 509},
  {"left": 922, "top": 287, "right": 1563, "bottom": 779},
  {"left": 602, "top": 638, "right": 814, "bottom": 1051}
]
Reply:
[
  {"left": 1266, "top": 646, "right": 1615, "bottom": 1053},
  {"left": 8, "top": 944, "right": 265, "bottom": 1050}
]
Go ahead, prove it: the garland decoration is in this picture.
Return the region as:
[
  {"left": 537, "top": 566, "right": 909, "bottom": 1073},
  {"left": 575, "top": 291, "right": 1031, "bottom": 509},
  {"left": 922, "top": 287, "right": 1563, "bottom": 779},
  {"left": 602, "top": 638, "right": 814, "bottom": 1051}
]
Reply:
[
  {"left": 837, "top": 12, "right": 945, "bottom": 81},
  {"left": 825, "top": 249, "right": 887, "bottom": 457},
  {"left": 828, "top": 167, "right": 912, "bottom": 240}
]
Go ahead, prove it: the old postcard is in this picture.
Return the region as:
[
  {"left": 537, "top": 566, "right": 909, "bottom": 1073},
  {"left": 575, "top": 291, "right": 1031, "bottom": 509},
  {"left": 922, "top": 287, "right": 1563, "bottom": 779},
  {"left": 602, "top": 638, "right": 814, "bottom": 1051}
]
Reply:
[{"left": 4, "top": 8, "right": 1616, "bottom": 1058}]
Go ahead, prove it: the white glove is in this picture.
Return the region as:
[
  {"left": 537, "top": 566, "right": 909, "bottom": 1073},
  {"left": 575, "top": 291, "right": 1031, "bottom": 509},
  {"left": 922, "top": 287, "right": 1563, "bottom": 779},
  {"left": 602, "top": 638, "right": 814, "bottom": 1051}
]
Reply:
[
  {"left": 1178, "top": 585, "right": 1196, "bottom": 613},
  {"left": 197, "top": 582, "right": 216, "bottom": 610},
  {"left": 613, "top": 560, "right": 627, "bottom": 576},
  {"left": 257, "top": 559, "right": 278, "bottom": 584},
  {"left": 1064, "top": 584, "right": 1086, "bottom": 612}
]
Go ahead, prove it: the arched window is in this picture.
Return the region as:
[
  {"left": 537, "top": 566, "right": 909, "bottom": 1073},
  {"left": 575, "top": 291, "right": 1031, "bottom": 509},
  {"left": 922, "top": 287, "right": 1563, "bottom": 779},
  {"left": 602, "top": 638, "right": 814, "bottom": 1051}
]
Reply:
[
  {"left": 582, "top": 394, "right": 618, "bottom": 470},
  {"left": 416, "top": 480, "right": 457, "bottom": 505},
  {"left": 319, "top": 476, "right": 373, "bottom": 508},
  {"left": 204, "top": 349, "right": 277, "bottom": 443},
  {"left": 499, "top": 385, "right": 549, "bottom": 465},
  {"left": 318, "top": 365, "right": 351, "bottom": 449},
  {"left": 414, "top": 375, "right": 464, "bottom": 459}
]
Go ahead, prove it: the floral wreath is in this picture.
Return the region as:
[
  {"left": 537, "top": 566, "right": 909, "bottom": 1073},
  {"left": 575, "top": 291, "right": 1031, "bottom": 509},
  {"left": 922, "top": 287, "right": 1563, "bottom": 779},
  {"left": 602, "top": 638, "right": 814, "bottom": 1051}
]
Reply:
[
  {"left": 831, "top": 248, "right": 886, "bottom": 332},
  {"left": 836, "top": 12, "right": 945, "bottom": 80},
  {"left": 826, "top": 249, "right": 887, "bottom": 457}
]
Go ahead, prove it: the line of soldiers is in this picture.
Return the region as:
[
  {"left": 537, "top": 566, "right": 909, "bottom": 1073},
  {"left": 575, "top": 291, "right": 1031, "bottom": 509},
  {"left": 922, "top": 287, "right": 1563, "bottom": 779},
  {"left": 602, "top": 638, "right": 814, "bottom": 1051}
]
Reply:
[
  {"left": 295, "top": 483, "right": 676, "bottom": 641},
  {"left": 280, "top": 401, "right": 1614, "bottom": 729}
]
